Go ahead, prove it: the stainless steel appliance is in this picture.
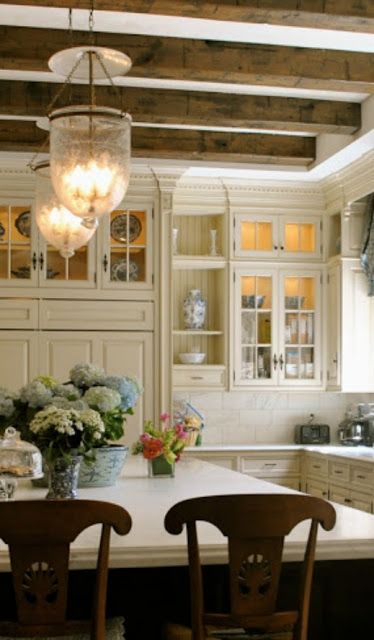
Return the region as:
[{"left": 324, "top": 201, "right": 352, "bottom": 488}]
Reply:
[
  {"left": 294, "top": 414, "right": 330, "bottom": 444},
  {"left": 338, "top": 414, "right": 374, "bottom": 446}
]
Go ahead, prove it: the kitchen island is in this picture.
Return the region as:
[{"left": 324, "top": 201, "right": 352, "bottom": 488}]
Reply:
[{"left": 0, "top": 456, "right": 373, "bottom": 640}]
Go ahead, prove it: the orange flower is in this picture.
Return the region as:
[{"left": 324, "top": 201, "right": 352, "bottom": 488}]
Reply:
[{"left": 142, "top": 438, "right": 163, "bottom": 460}]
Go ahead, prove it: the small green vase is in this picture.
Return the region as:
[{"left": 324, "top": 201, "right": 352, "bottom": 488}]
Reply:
[{"left": 148, "top": 455, "right": 175, "bottom": 478}]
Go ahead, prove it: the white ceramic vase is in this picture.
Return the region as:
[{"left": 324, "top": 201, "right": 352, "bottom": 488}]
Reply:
[{"left": 183, "top": 289, "right": 207, "bottom": 329}]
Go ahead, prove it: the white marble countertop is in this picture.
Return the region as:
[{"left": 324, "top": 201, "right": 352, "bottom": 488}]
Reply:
[
  {"left": 186, "top": 444, "right": 374, "bottom": 461},
  {"left": 1, "top": 456, "right": 374, "bottom": 571}
]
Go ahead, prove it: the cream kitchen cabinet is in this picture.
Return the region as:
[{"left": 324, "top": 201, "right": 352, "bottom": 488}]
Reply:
[
  {"left": 304, "top": 451, "right": 374, "bottom": 513},
  {"left": 172, "top": 209, "right": 228, "bottom": 390},
  {"left": 232, "top": 265, "right": 322, "bottom": 388},
  {"left": 327, "top": 257, "right": 374, "bottom": 391},
  {"left": 233, "top": 212, "right": 322, "bottom": 261},
  {"left": 0, "top": 203, "right": 154, "bottom": 299},
  {"left": 0, "top": 299, "right": 155, "bottom": 445},
  {"left": 184, "top": 449, "right": 301, "bottom": 490}
]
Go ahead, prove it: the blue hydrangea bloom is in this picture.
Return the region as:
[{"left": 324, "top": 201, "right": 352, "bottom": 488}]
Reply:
[
  {"left": 102, "top": 376, "right": 141, "bottom": 411},
  {"left": 19, "top": 380, "right": 53, "bottom": 408}
]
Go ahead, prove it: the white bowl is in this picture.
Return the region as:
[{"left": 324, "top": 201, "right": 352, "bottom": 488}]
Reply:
[{"left": 179, "top": 352, "right": 206, "bottom": 364}]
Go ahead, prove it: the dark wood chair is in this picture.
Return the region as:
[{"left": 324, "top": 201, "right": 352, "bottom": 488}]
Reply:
[
  {"left": 0, "top": 499, "right": 132, "bottom": 640},
  {"left": 164, "top": 494, "right": 336, "bottom": 640}
]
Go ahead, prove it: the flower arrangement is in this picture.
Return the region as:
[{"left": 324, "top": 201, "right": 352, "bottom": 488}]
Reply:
[
  {"left": 0, "top": 363, "right": 142, "bottom": 448},
  {"left": 29, "top": 405, "right": 105, "bottom": 464},
  {"left": 132, "top": 413, "right": 188, "bottom": 464}
]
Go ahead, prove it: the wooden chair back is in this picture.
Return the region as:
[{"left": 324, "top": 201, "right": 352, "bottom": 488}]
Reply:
[
  {"left": 165, "top": 494, "right": 336, "bottom": 640},
  {"left": 0, "top": 499, "right": 132, "bottom": 640}
]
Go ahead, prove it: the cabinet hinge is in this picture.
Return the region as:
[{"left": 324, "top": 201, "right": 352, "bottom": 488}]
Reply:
[
  {"left": 327, "top": 274, "right": 330, "bottom": 284},
  {"left": 320, "top": 274, "right": 322, "bottom": 284},
  {"left": 94, "top": 272, "right": 97, "bottom": 284},
  {"left": 152, "top": 207, "right": 154, "bottom": 219},
  {"left": 152, "top": 273, "right": 154, "bottom": 285},
  {"left": 233, "top": 217, "right": 236, "bottom": 227},
  {"left": 320, "top": 220, "right": 322, "bottom": 231},
  {"left": 327, "top": 370, "right": 330, "bottom": 381},
  {"left": 233, "top": 240, "right": 236, "bottom": 252},
  {"left": 233, "top": 370, "right": 236, "bottom": 382},
  {"left": 320, "top": 370, "right": 322, "bottom": 381},
  {"left": 233, "top": 272, "right": 236, "bottom": 283}
]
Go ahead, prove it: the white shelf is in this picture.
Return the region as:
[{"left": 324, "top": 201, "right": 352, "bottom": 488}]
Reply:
[
  {"left": 173, "top": 256, "right": 226, "bottom": 269},
  {"left": 173, "top": 329, "right": 223, "bottom": 336}
]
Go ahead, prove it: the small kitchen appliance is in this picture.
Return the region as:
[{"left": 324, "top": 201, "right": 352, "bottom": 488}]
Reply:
[
  {"left": 294, "top": 414, "right": 330, "bottom": 444},
  {"left": 338, "top": 404, "right": 374, "bottom": 446}
]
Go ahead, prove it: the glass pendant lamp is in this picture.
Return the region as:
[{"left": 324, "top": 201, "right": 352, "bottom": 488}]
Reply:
[
  {"left": 49, "top": 105, "right": 131, "bottom": 228},
  {"left": 34, "top": 161, "right": 97, "bottom": 258},
  {"left": 48, "top": 45, "right": 132, "bottom": 228}
]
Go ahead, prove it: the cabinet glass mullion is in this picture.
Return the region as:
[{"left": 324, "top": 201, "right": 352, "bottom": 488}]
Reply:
[
  {"left": 284, "top": 277, "right": 315, "bottom": 380},
  {"left": 240, "top": 275, "right": 272, "bottom": 380},
  {"left": 109, "top": 209, "right": 147, "bottom": 283},
  {"left": 0, "top": 205, "right": 33, "bottom": 281}
]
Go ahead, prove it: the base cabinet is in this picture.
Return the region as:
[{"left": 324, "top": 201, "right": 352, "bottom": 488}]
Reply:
[
  {"left": 304, "top": 452, "right": 374, "bottom": 514},
  {"left": 185, "top": 449, "right": 301, "bottom": 490}
]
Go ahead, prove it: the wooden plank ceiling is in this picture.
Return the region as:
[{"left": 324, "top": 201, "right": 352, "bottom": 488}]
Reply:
[{"left": 0, "top": 0, "right": 372, "bottom": 167}]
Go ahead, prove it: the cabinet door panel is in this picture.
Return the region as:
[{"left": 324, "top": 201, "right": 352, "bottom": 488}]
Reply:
[
  {"left": 39, "top": 332, "right": 97, "bottom": 380},
  {"left": 98, "top": 332, "right": 154, "bottom": 446},
  {"left": 0, "top": 331, "right": 38, "bottom": 389}
]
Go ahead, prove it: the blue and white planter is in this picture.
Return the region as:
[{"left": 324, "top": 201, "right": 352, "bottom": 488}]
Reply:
[{"left": 78, "top": 445, "right": 129, "bottom": 487}]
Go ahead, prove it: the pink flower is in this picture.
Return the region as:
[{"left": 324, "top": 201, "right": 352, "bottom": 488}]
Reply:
[
  {"left": 140, "top": 433, "right": 151, "bottom": 443},
  {"left": 160, "top": 412, "right": 170, "bottom": 422},
  {"left": 175, "top": 423, "right": 188, "bottom": 439}
]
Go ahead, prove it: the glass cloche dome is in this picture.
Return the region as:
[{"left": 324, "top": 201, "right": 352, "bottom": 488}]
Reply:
[{"left": 0, "top": 427, "right": 43, "bottom": 500}]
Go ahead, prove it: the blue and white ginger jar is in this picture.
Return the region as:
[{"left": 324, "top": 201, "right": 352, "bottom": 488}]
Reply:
[{"left": 183, "top": 289, "right": 207, "bottom": 330}]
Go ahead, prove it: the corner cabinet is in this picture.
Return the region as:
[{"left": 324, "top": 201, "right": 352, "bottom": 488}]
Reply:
[
  {"left": 232, "top": 265, "right": 322, "bottom": 388},
  {"left": 327, "top": 257, "right": 374, "bottom": 392},
  {"left": 172, "top": 210, "right": 228, "bottom": 390}
]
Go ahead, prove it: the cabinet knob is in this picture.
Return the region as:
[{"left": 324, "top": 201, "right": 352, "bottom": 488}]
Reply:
[
  {"left": 273, "top": 354, "right": 278, "bottom": 370},
  {"left": 103, "top": 254, "right": 108, "bottom": 272},
  {"left": 273, "top": 245, "right": 278, "bottom": 250},
  {"left": 32, "top": 252, "right": 37, "bottom": 270},
  {"left": 39, "top": 252, "right": 44, "bottom": 270},
  {"left": 279, "top": 354, "right": 284, "bottom": 370},
  {"left": 280, "top": 245, "right": 284, "bottom": 250}
]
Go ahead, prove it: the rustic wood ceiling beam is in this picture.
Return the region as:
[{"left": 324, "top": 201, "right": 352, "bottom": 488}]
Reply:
[
  {"left": 0, "top": 26, "right": 373, "bottom": 93},
  {"left": 0, "top": 120, "right": 315, "bottom": 165},
  {"left": 0, "top": 1, "right": 372, "bottom": 33},
  {"left": 0, "top": 81, "right": 360, "bottom": 135}
]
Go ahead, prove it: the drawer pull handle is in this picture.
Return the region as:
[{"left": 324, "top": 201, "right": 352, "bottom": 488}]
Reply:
[
  {"left": 323, "top": 492, "right": 328, "bottom": 497},
  {"left": 334, "top": 470, "right": 343, "bottom": 474},
  {"left": 264, "top": 463, "right": 277, "bottom": 467},
  {"left": 344, "top": 498, "right": 352, "bottom": 503},
  {"left": 312, "top": 464, "right": 321, "bottom": 469},
  {"left": 191, "top": 376, "right": 204, "bottom": 380},
  {"left": 357, "top": 475, "right": 366, "bottom": 480}
]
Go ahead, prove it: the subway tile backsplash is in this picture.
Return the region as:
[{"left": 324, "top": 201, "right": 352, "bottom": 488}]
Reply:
[{"left": 175, "top": 391, "right": 374, "bottom": 446}]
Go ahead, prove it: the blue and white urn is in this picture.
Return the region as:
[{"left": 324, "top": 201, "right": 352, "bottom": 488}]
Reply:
[{"left": 183, "top": 289, "right": 207, "bottom": 329}]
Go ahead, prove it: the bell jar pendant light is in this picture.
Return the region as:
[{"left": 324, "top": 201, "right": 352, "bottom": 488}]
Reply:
[
  {"left": 48, "top": 46, "right": 132, "bottom": 228},
  {"left": 34, "top": 161, "right": 97, "bottom": 258}
]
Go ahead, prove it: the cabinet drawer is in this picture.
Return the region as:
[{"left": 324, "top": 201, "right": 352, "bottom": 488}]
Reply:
[
  {"left": 350, "top": 464, "right": 374, "bottom": 487},
  {"left": 306, "top": 478, "right": 328, "bottom": 499},
  {"left": 191, "top": 455, "right": 237, "bottom": 471},
  {"left": 173, "top": 366, "right": 225, "bottom": 388},
  {"left": 329, "top": 459, "right": 349, "bottom": 482},
  {"left": 241, "top": 456, "right": 300, "bottom": 475},
  {"left": 306, "top": 455, "right": 328, "bottom": 477},
  {"left": 0, "top": 299, "right": 38, "bottom": 329},
  {"left": 39, "top": 300, "right": 154, "bottom": 331}
]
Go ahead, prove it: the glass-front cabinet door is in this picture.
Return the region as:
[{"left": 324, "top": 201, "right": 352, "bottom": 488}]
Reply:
[
  {"left": 279, "top": 271, "right": 321, "bottom": 385},
  {"left": 101, "top": 207, "right": 153, "bottom": 290},
  {"left": 233, "top": 213, "right": 321, "bottom": 260},
  {"left": 233, "top": 267, "right": 322, "bottom": 388},
  {"left": 40, "top": 240, "right": 96, "bottom": 289},
  {"left": 234, "top": 269, "right": 277, "bottom": 386},
  {"left": 0, "top": 205, "right": 38, "bottom": 286}
]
